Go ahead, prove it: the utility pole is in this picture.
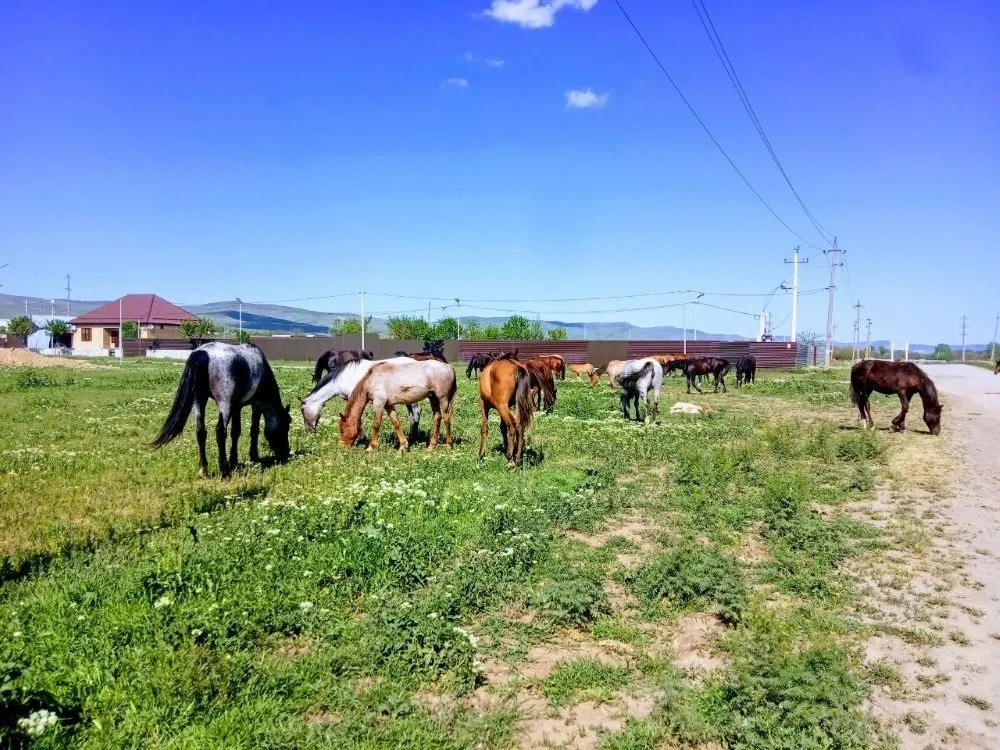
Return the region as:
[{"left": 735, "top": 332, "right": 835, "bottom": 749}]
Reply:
[
  {"left": 455, "top": 298, "right": 461, "bottom": 340},
  {"left": 427, "top": 301, "right": 431, "bottom": 324},
  {"left": 960, "top": 315, "right": 968, "bottom": 362},
  {"left": 823, "top": 237, "right": 843, "bottom": 366},
  {"left": 682, "top": 304, "right": 687, "bottom": 354},
  {"left": 865, "top": 318, "right": 872, "bottom": 359},
  {"left": 236, "top": 297, "right": 243, "bottom": 338},
  {"left": 360, "top": 291, "right": 366, "bottom": 350},
  {"left": 851, "top": 301, "right": 863, "bottom": 362},
  {"left": 784, "top": 246, "right": 807, "bottom": 345},
  {"left": 991, "top": 312, "right": 999, "bottom": 362},
  {"left": 66, "top": 274, "right": 72, "bottom": 315}
]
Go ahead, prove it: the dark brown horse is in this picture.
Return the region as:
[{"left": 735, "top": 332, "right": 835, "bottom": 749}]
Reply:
[
  {"left": 665, "top": 357, "right": 731, "bottom": 393},
  {"left": 313, "top": 349, "right": 374, "bottom": 384},
  {"left": 994, "top": 360, "right": 1000, "bottom": 375},
  {"left": 850, "top": 360, "right": 942, "bottom": 435},
  {"left": 524, "top": 358, "right": 558, "bottom": 412},
  {"left": 467, "top": 352, "right": 493, "bottom": 379},
  {"left": 479, "top": 357, "right": 535, "bottom": 469},
  {"left": 735, "top": 355, "right": 757, "bottom": 388}
]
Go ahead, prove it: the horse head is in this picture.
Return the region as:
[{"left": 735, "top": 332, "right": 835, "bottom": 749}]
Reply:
[
  {"left": 994, "top": 360, "right": 1000, "bottom": 375},
  {"left": 265, "top": 404, "right": 292, "bottom": 460},
  {"left": 923, "top": 402, "right": 942, "bottom": 436},
  {"left": 339, "top": 411, "right": 361, "bottom": 446}
]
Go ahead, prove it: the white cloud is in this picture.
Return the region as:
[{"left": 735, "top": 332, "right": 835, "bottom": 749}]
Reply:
[
  {"left": 565, "top": 88, "right": 609, "bottom": 109},
  {"left": 442, "top": 77, "right": 470, "bottom": 90},
  {"left": 484, "top": 58, "right": 505, "bottom": 68},
  {"left": 465, "top": 52, "right": 506, "bottom": 68},
  {"left": 483, "top": 0, "right": 599, "bottom": 30}
]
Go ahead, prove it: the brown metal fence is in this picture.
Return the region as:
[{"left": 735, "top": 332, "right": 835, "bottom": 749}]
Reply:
[{"left": 457, "top": 340, "right": 590, "bottom": 363}]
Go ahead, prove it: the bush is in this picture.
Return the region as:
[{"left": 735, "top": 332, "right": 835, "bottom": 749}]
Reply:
[
  {"left": 633, "top": 541, "right": 748, "bottom": 624},
  {"left": 179, "top": 317, "right": 218, "bottom": 342},
  {"left": 529, "top": 572, "right": 609, "bottom": 626}
]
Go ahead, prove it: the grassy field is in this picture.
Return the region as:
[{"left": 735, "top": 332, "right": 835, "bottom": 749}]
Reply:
[{"left": 0, "top": 360, "right": 901, "bottom": 748}]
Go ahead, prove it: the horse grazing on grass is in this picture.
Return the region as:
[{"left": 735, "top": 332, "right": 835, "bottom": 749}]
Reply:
[
  {"left": 667, "top": 357, "right": 731, "bottom": 394},
  {"left": 152, "top": 342, "right": 291, "bottom": 478},
  {"left": 524, "top": 358, "right": 558, "bottom": 412},
  {"left": 603, "top": 360, "right": 626, "bottom": 388},
  {"left": 850, "top": 360, "right": 942, "bottom": 435},
  {"left": 300, "top": 358, "right": 421, "bottom": 437},
  {"left": 339, "top": 359, "right": 456, "bottom": 451},
  {"left": 536, "top": 354, "right": 566, "bottom": 380},
  {"left": 617, "top": 358, "right": 663, "bottom": 423},
  {"left": 735, "top": 355, "right": 757, "bottom": 388},
  {"left": 467, "top": 352, "right": 493, "bottom": 379},
  {"left": 312, "top": 349, "right": 374, "bottom": 384},
  {"left": 569, "top": 363, "right": 597, "bottom": 380},
  {"left": 479, "top": 358, "right": 535, "bottom": 469}
]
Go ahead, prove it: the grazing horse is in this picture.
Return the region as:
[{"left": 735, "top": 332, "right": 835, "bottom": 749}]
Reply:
[
  {"left": 478, "top": 358, "right": 535, "bottom": 469},
  {"left": 569, "top": 363, "right": 597, "bottom": 380},
  {"left": 735, "top": 355, "right": 757, "bottom": 388},
  {"left": 994, "top": 360, "right": 1000, "bottom": 375},
  {"left": 312, "top": 349, "right": 374, "bottom": 384},
  {"left": 667, "top": 357, "right": 731, "bottom": 394},
  {"left": 339, "top": 359, "right": 456, "bottom": 451},
  {"left": 536, "top": 354, "right": 566, "bottom": 380},
  {"left": 850, "top": 360, "right": 942, "bottom": 435},
  {"left": 651, "top": 353, "right": 686, "bottom": 368},
  {"left": 467, "top": 352, "right": 493, "bottom": 379},
  {"left": 525, "top": 358, "right": 558, "bottom": 412},
  {"left": 300, "top": 358, "right": 421, "bottom": 437},
  {"left": 617, "top": 358, "right": 663, "bottom": 423},
  {"left": 603, "top": 360, "right": 626, "bottom": 388},
  {"left": 152, "top": 342, "right": 291, "bottom": 478}
]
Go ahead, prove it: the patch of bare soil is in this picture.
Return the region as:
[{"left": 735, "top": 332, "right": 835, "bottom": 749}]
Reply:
[
  {"left": 667, "top": 612, "right": 726, "bottom": 675},
  {"left": 855, "top": 365, "right": 1000, "bottom": 749},
  {"left": 517, "top": 693, "right": 656, "bottom": 750},
  {"left": 0, "top": 349, "right": 96, "bottom": 369}
]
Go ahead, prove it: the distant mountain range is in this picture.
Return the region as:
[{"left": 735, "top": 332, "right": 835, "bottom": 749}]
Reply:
[{"left": 1, "top": 293, "right": 994, "bottom": 350}]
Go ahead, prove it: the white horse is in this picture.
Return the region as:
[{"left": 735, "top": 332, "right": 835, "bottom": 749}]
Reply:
[
  {"left": 300, "top": 357, "right": 420, "bottom": 436},
  {"left": 617, "top": 358, "right": 663, "bottom": 423}
]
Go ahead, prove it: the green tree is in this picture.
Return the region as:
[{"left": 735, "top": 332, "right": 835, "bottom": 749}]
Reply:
[
  {"left": 235, "top": 330, "right": 252, "bottom": 345},
  {"left": 6, "top": 315, "right": 35, "bottom": 337},
  {"left": 385, "top": 315, "right": 432, "bottom": 340},
  {"left": 461, "top": 320, "right": 483, "bottom": 340},
  {"left": 499, "top": 315, "right": 544, "bottom": 340},
  {"left": 481, "top": 324, "right": 503, "bottom": 340},
  {"left": 121, "top": 321, "right": 139, "bottom": 340},
  {"left": 932, "top": 343, "right": 954, "bottom": 361},
  {"left": 179, "top": 317, "right": 219, "bottom": 344},
  {"left": 547, "top": 327, "right": 568, "bottom": 341},
  {"left": 433, "top": 317, "right": 459, "bottom": 340},
  {"left": 330, "top": 316, "right": 371, "bottom": 336},
  {"left": 44, "top": 319, "right": 72, "bottom": 346}
]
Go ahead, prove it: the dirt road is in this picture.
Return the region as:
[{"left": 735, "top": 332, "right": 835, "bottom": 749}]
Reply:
[{"left": 870, "top": 364, "right": 1000, "bottom": 746}]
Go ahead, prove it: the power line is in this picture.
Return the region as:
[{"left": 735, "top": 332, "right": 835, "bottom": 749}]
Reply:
[
  {"left": 688, "top": 0, "right": 832, "bottom": 244},
  {"left": 612, "top": 0, "right": 822, "bottom": 249}
]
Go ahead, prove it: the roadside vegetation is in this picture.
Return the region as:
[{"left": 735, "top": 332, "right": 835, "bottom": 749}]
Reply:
[{"left": 0, "top": 360, "right": 901, "bottom": 747}]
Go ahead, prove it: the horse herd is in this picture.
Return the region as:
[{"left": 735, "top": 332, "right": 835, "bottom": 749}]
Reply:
[{"left": 152, "top": 342, "right": 945, "bottom": 477}]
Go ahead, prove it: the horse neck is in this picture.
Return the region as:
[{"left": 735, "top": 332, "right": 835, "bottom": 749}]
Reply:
[
  {"left": 305, "top": 361, "right": 368, "bottom": 408},
  {"left": 342, "top": 374, "right": 371, "bottom": 428},
  {"left": 918, "top": 378, "right": 939, "bottom": 408},
  {"left": 254, "top": 363, "right": 284, "bottom": 420}
]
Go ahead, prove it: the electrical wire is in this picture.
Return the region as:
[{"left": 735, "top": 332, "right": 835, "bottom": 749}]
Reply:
[
  {"left": 689, "top": 0, "right": 833, "bottom": 244},
  {"left": 612, "top": 0, "right": 822, "bottom": 250}
]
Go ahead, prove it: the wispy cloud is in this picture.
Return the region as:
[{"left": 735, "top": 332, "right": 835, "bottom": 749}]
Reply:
[
  {"left": 482, "top": 0, "right": 599, "bottom": 30},
  {"left": 565, "top": 88, "right": 609, "bottom": 109},
  {"left": 442, "top": 77, "right": 470, "bottom": 90},
  {"left": 464, "top": 52, "right": 506, "bottom": 68}
]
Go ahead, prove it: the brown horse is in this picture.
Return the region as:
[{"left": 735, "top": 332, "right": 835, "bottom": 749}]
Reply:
[
  {"left": 651, "top": 353, "right": 686, "bottom": 367},
  {"left": 525, "top": 358, "right": 558, "bottom": 411},
  {"left": 536, "top": 354, "right": 566, "bottom": 380},
  {"left": 666, "top": 357, "right": 731, "bottom": 393},
  {"left": 994, "top": 360, "right": 1000, "bottom": 375},
  {"left": 313, "top": 349, "right": 374, "bottom": 384},
  {"left": 603, "top": 360, "right": 626, "bottom": 388},
  {"left": 339, "top": 359, "right": 456, "bottom": 451},
  {"left": 850, "top": 360, "right": 941, "bottom": 435},
  {"left": 479, "top": 358, "right": 535, "bottom": 469},
  {"left": 568, "top": 363, "right": 597, "bottom": 380}
]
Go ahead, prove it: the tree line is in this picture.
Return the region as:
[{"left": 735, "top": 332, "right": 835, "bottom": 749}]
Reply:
[{"left": 329, "top": 314, "right": 567, "bottom": 341}]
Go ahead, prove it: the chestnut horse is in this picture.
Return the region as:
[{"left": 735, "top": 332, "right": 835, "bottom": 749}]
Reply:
[
  {"left": 850, "top": 360, "right": 941, "bottom": 435},
  {"left": 536, "top": 354, "right": 566, "bottom": 380},
  {"left": 339, "top": 359, "right": 456, "bottom": 451},
  {"left": 525, "top": 358, "right": 558, "bottom": 412},
  {"left": 479, "top": 358, "right": 535, "bottom": 469},
  {"left": 569, "top": 363, "right": 597, "bottom": 380}
]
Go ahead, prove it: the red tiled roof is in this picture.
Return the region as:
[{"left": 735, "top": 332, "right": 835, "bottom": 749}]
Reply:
[{"left": 71, "top": 295, "right": 198, "bottom": 326}]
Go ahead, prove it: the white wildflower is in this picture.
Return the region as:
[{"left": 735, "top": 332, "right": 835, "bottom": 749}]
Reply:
[
  {"left": 428, "top": 612, "right": 438, "bottom": 619},
  {"left": 18, "top": 709, "right": 59, "bottom": 736},
  {"left": 153, "top": 595, "right": 172, "bottom": 609},
  {"left": 191, "top": 628, "right": 203, "bottom": 637},
  {"left": 265, "top": 564, "right": 274, "bottom": 572},
  {"left": 299, "top": 601, "right": 315, "bottom": 611},
  {"left": 452, "top": 626, "right": 479, "bottom": 647}
]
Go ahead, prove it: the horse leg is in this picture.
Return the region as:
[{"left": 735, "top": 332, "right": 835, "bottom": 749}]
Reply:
[
  {"left": 496, "top": 403, "right": 517, "bottom": 467},
  {"left": 386, "top": 406, "right": 410, "bottom": 451},
  {"left": 215, "top": 402, "right": 231, "bottom": 478},
  {"left": 406, "top": 403, "right": 421, "bottom": 443},
  {"left": 249, "top": 404, "right": 261, "bottom": 462},
  {"left": 855, "top": 390, "right": 869, "bottom": 429},
  {"left": 689, "top": 373, "right": 702, "bottom": 394},
  {"left": 426, "top": 394, "right": 442, "bottom": 451},
  {"left": 228, "top": 404, "right": 242, "bottom": 470},
  {"left": 479, "top": 399, "right": 491, "bottom": 460},
  {"left": 891, "top": 392, "right": 911, "bottom": 432},
  {"left": 368, "top": 406, "right": 384, "bottom": 451},
  {"left": 440, "top": 395, "right": 454, "bottom": 448},
  {"left": 620, "top": 393, "right": 630, "bottom": 419},
  {"left": 194, "top": 399, "right": 209, "bottom": 477}
]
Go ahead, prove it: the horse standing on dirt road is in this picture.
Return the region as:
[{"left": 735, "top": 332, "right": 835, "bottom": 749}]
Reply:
[
  {"left": 152, "top": 342, "right": 291, "bottom": 478},
  {"left": 300, "top": 358, "right": 421, "bottom": 438},
  {"left": 339, "top": 359, "right": 456, "bottom": 452},
  {"left": 478, "top": 358, "right": 536, "bottom": 469},
  {"left": 312, "top": 349, "right": 374, "bottom": 385},
  {"left": 617, "top": 358, "right": 664, "bottom": 423},
  {"left": 850, "top": 360, "right": 942, "bottom": 435}
]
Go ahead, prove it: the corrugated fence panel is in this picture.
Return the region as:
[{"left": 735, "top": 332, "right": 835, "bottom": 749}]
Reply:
[
  {"left": 625, "top": 340, "right": 799, "bottom": 368},
  {"left": 749, "top": 342, "right": 798, "bottom": 368},
  {"left": 457, "top": 340, "right": 590, "bottom": 363}
]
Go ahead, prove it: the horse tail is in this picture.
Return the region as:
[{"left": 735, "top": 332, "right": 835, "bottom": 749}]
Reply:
[
  {"left": 312, "top": 352, "right": 329, "bottom": 384},
  {"left": 540, "top": 372, "right": 557, "bottom": 408},
  {"left": 514, "top": 366, "right": 535, "bottom": 430},
  {"left": 152, "top": 349, "right": 207, "bottom": 448},
  {"left": 619, "top": 361, "right": 653, "bottom": 391}
]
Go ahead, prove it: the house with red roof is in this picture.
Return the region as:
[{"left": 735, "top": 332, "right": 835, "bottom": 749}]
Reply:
[{"left": 70, "top": 294, "right": 198, "bottom": 351}]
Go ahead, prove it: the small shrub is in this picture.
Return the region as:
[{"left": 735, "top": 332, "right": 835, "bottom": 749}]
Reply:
[
  {"left": 542, "top": 659, "right": 630, "bottom": 706},
  {"left": 836, "top": 431, "right": 885, "bottom": 463},
  {"left": 15, "top": 369, "right": 54, "bottom": 389},
  {"left": 529, "top": 572, "right": 609, "bottom": 626},
  {"left": 632, "top": 541, "right": 748, "bottom": 624}
]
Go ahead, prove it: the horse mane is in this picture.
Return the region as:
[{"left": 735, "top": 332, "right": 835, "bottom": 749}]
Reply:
[
  {"left": 313, "top": 349, "right": 335, "bottom": 383},
  {"left": 308, "top": 359, "right": 363, "bottom": 396},
  {"left": 919, "top": 370, "right": 940, "bottom": 408},
  {"left": 343, "top": 365, "right": 377, "bottom": 415}
]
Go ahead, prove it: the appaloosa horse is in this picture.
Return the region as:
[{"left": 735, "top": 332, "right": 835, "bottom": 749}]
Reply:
[{"left": 153, "top": 342, "right": 291, "bottom": 477}]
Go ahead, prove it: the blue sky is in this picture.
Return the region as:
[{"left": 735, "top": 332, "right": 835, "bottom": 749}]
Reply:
[{"left": 1, "top": 0, "right": 997, "bottom": 342}]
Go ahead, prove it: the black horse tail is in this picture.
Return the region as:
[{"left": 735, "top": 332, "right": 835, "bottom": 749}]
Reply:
[
  {"left": 515, "top": 366, "right": 535, "bottom": 430},
  {"left": 466, "top": 359, "right": 476, "bottom": 379},
  {"left": 849, "top": 382, "right": 859, "bottom": 404},
  {"left": 312, "top": 352, "right": 329, "bottom": 384},
  {"left": 619, "top": 361, "right": 653, "bottom": 392},
  {"left": 152, "top": 350, "right": 207, "bottom": 448}
]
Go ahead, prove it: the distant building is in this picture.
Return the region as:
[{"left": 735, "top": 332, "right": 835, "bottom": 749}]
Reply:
[{"left": 70, "top": 294, "right": 197, "bottom": 351}]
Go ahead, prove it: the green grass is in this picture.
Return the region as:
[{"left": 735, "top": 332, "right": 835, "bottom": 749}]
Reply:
[{"left": 0, "top": 362, "right": 896, "bottom": 747}]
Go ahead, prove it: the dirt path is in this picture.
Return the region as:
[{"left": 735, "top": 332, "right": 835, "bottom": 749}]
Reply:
[{"left": 866, "top": 364, "right": 1000, "bottom": 747}]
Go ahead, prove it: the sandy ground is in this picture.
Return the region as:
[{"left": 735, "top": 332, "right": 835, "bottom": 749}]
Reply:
[
  {"left": 865, "top": 364, "right": 1000, "bottom": 747},
  {"left": 0, "top": 349, "right": 96, "bottom": 368}
]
